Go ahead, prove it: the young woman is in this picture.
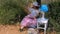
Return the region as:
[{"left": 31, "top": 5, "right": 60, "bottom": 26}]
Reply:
[{"left": 20, "top": 2, "right": 40, "bottom": 31}]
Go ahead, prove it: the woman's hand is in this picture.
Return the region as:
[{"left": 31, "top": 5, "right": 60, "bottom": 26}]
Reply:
[{"left": 34, "top": 17, "right": 36, "bottom": 20}]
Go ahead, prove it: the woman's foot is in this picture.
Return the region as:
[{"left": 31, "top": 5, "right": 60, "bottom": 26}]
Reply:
[
  {"left": 19, "top": 29, "right": 24, "bottom": 32},
  {"left": 20, "top": 26, "right": 24, "bottom": 32}
]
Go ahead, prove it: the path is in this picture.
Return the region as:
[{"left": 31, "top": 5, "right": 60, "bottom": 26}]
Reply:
[{"left": 0, "top": 25, "right": 56, "bottom": 34}]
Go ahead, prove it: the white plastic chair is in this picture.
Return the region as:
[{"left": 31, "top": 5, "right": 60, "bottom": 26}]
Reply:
[{"left": 37, "top": 12, "right": 48, "bottom": 34}]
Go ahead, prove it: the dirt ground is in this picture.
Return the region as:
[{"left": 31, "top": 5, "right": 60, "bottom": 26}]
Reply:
[{"left": 0, "top": 25, "right": 56, "bottom": 34}]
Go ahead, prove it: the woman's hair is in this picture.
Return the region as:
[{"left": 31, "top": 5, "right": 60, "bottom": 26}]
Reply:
[
  {"left": 24, "top": 2, "right": 33, "bottom": 14},
  {"left": 27, "top": 2, "right": 33, "bottom": 8},
  {"left": 32, "top": 6, "right": 39, "bottom": 9}
]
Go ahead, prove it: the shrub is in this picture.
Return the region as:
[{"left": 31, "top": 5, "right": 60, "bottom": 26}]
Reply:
[
  {"left": 47, "top": 1, "right": 60, "bottom": 32},
  {"left": 0, "top": 0, "right": 27, "bottom": 25}
]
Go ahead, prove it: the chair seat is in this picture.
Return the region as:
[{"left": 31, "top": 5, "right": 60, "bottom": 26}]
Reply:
[{"left": 37, "top": 18, "right": 48, "bottom": 24}]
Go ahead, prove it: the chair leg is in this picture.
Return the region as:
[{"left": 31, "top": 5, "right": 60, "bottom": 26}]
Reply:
[
  {"left": 44, "top": 29, "right": 46, "bottom": 34},
  {"left": 44, "top": 24, "right": 47, "bottom": 34}
]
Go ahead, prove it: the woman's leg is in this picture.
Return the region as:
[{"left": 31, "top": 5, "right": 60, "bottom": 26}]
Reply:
[
  {"left": 20, "top": 25, "right": 25, "bottom": 32},
  {"left": 20, "top": 17, "right": 30, "bottom": 31}
]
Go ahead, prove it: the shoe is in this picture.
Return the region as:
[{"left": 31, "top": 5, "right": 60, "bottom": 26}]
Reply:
[{"left": 19, "top": 29, "right": 23, "bottom": 32}]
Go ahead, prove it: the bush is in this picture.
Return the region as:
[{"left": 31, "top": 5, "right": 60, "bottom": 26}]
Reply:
[
  {"left": 47, "top": 1, "right": 60, "bottom": 32},
  {"left": 0, "top": 0, "right": 27, "bottom": 25}
]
